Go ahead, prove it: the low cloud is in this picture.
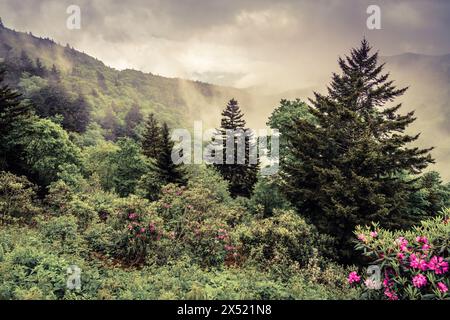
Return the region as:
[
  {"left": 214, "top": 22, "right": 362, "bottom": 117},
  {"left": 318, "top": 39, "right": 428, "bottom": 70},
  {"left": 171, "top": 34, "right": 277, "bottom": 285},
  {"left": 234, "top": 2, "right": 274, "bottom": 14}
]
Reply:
[{"left": 1, "top": 0, "right": 450, "bottom": 91}]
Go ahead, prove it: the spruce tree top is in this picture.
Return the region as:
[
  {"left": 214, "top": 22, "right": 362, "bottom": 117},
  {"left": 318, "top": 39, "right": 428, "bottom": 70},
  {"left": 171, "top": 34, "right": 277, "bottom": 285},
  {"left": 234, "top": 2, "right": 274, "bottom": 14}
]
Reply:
[
  {"left": 308, "top": 38, "right": 433, "bottom": 175},
  {"left": 220, "top": 98, "right": 246, "bottom": 130},
  {"left": 326, "top": 38, "right": 407, "bottom": 114}
]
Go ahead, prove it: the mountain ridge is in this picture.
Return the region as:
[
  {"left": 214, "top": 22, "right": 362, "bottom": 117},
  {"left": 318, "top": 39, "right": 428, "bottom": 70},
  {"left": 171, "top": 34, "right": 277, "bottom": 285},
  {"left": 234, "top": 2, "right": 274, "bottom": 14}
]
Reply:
[{"left": 0, "top": 22, "right": 256, "bottom": 130}]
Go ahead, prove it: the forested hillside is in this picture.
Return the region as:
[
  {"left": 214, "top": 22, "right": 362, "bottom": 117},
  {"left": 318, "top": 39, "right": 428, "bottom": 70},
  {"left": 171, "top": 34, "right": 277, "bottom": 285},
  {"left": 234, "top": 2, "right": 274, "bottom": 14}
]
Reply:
[{"left": 0, "top": 22, "right": 254, "bottom": 135}]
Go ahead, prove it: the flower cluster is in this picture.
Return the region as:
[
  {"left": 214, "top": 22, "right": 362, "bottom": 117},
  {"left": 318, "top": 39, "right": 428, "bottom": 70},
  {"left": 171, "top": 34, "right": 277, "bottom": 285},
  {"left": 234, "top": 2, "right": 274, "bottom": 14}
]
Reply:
[
  {"left": 216, "top": 228, "right": 229, "bottom": 241},
  {"left": 428, "top": 256, "right": 449, "bottom": 275},
  {"left": 125, "top": 212, "right": 159, "bottom": 241},
  {"left": 352, "top": 217, "right": 450, "bottom": 300},
  {"left": 347, "top": 271, "right": 361, "bottom": 284}
]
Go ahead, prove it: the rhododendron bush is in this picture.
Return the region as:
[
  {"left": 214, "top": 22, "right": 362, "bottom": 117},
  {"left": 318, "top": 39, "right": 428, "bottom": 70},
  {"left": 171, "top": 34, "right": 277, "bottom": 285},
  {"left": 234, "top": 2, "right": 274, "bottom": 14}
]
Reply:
[
  {"left": 349, "top": 212, "right": 450, "bottom": 300},
  {"left": 0, "top": 170, "right": 359, "bottom": 300}
]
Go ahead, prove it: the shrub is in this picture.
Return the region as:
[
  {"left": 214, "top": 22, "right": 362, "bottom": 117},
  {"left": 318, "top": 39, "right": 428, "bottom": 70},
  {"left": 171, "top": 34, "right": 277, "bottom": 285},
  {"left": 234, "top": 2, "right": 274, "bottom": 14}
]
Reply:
[
  {"left": 247, "top": 175, "right": 292, "bottom": 218},
  {"left": 186, "top": 165, "right": 232, "bottom": 204},
  {"left": 154, "top": 183, "right": 244, "bottom": 267},
  {"left": 39, "top": 215, "right": 78, "bottom": 242},
  {"left": 0, "top": 244, "right": 68, "bottom": 299},
  {"left": 45, "top": 180, "right": 103, "bottom": 230},
  {"left": 84, "top": 220, "right": 115, "bottom": 254},
  {"left": 0, "top": 171, "right": 40, "bottom": 224},
  {"left": 136, "top": 170, "right": 163, "bottom": 201},
  {"left": 350, "top": 211, "right": 450, "bottom": 300},
  {"left": 104, "top": 195, "right": 163, "bottom": 265},
  {"left": 236, "top": 209, "right": 336, "bottom": 273}
]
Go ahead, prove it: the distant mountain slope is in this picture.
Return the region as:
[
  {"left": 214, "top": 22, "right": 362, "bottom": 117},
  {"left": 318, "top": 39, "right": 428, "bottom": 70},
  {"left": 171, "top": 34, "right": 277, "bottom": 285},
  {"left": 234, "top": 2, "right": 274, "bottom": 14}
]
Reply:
[{"left": 0, "top": 23, "right": 254, "bottom": 130}]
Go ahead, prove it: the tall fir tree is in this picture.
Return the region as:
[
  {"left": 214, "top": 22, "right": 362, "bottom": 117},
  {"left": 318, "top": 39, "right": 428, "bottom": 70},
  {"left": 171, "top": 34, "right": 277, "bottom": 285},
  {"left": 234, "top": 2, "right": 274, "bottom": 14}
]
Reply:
[
  {"left": 35, "top": 58, "right": 48, "bottom": 77},
  {"left": 0, "top": 65, "right": 33, "bottom": 170},
  {"left": 142, "top": 113, "right": 162, "bottom": 159},
  {"left": 19, "top": 50, "right": 34, "bottom": 74},
  {"left": 124, "top": 103, "right": 144, "bottom": 140},
  {"left": 279, "top": 40, "right": 433, "bottom": 261},
  {"left": 153, "top": 122, "right": 186, "bottom": 185},
  {"left": 213, "top": 99, "right": 259, "bottom": 198},
  {"left": 50, "top": 64, "right": 60, "bottom": 82}
]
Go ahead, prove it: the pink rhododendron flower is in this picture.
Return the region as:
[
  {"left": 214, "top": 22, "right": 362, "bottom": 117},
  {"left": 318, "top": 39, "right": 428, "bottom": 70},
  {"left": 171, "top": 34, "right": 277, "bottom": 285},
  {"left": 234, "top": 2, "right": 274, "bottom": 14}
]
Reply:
[
  {"left": 397, "top": 252, "right": 405, "bottom": 260},
  {"left": 409, "top": 253, "right": 428, "bottom": 271},
  {"left": 437, "top": 282, "right": 448, "bottom": 293},
  {"left": 128, "top": 213, "right": 137, "bottom": 220},
  {"left": 357, "top": 234, "right": 367, "bottom": 243},
  {"left": 127, "top": 224, "right": 133, "bottom": 230},
  {"left": 428, "top": 256, "right": 449, "bottom": 275},
  {"left": 140, "top": 227, "right": 146, "bottom": 233},
  {"left": 384, "top": 288, "right": 398, "bottom": 300},
  {"left": 412, "top": 274, "right": 427, "bottom": 288},
  {"left": 149, "top": 223, "right": 156, "bottom": 233},
  {"left": 216, "top": 229, "right": 228, "bottom": 240},
  {"left": 224, "top": 245, "right": 235, "bottom": 251},
  {"left": 370, "top": 231, "right": 378, "bottom": 238},
  {"left": 383, "top": 277, "right": 390, "bottom": 288},
  {"left": 396, "top": 237, "right": 409, "bottom": 252},
  {"left": 347, "top": 271, "right": 361, "bottom": 284},
  {"left": 416, "top": 236, "right": 428, "bottom": 244},
  {"left": 421, "top": 244, "right": 431, "bottom": 252}
]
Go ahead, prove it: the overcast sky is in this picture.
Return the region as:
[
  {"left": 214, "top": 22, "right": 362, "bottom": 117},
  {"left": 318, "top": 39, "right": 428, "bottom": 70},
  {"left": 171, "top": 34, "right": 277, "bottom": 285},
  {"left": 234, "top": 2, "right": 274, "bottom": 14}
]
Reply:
[{"left": 1, "top": 0, "right": 450, "bottom": 91}]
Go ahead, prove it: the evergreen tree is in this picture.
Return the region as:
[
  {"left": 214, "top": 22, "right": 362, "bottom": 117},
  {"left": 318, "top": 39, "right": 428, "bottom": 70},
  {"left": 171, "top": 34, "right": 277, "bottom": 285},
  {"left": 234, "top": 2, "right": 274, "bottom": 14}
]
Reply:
[
  {"left": 0, "top": 65, "right": 32, "bottom": 170},
  {"left": 35, "top": 58, "right": 48, "bottom": 77},
  {"left": 29, "top": 85, "right": 90, "bottom": 133},
  {"left": 67, "top": 95, "right": 91, "bottom": 133},
  {"left": 19, "top": 50, "right": 34, "bottom": 74},
  {"left": 96, "top": 70, "right": 107, "bottom": 91},
  {"left": 154, "top": 122, "right": 186, "bottom": 185},
  {"left": 407, "top": 171, "right": 450, "bottom": 218},
  {"left": 213, "top": 99, "right": 259, "bottom": 198},
  {"left": 50, "top": 64, "right": 60, "bottom": 82},
  {"left": 100, "top": 107, "right": 122, "bottom": 141},
  {"left": 279, "top": 40, "right": 434, "bottom": 261},
  {"left": 124, "top": 103, "right": 143, "bottom": 140},
  {"left": 142, "top": 113, "right": 162, "bottom": 159}
]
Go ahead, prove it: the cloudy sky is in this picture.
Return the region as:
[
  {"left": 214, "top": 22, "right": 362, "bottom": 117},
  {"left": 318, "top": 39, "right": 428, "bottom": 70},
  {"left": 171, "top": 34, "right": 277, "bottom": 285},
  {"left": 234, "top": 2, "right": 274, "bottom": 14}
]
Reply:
[{"left": 1, "top": 0, "right": 450, "bottom": 91}]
